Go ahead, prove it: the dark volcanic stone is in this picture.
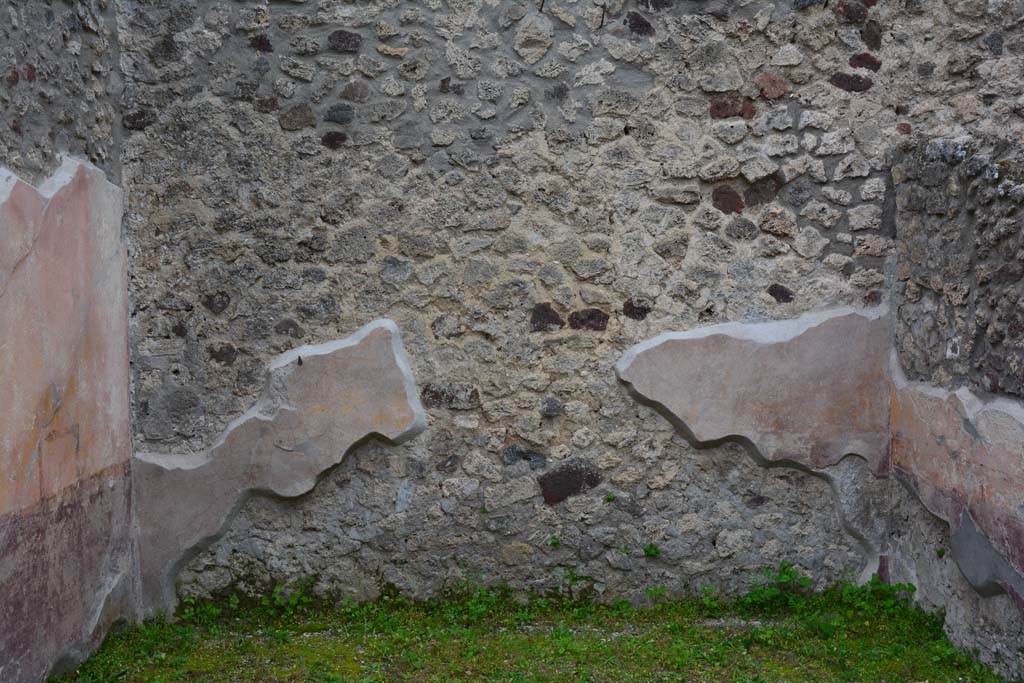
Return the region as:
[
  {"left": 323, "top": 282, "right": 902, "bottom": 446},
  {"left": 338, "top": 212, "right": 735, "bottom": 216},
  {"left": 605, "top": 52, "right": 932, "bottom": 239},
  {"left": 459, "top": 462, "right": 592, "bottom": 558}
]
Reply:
[
  {"left": 250, "top": 34, "right": 273, "bottom": 52},
  {"left": 862, "top": 20, "right": 883, "bottom": 50},
  {"left": 201, "top": 291, "right": 231, "bottom": 314},
  {"left": 834, "top": 0, "right": 869, "bottom": 23},
  {"left": 530, "top": 302, "right": 565, "bottom": 332},
  {"left": 279, "top": 103, "right": 316, "bottom": 130},
  {"left": 625, "top": 11, "right": 656, "bottom": 37},
  {"left": 208, "top": 343, "right": 238, "bottom": 365},
  {"left": 540, "top": 397, "right": 564, "bottom": 417},
  {"left": 328, "top": 29, "right": 362, "bottom": 53},
  {"left": 767, "top": 283, "right": 795, "bottom": 303},
  {"left": 623, "top": 297, "right": 652, "bottom": 320},
  {"left": 793, "top": 0, "right": 826, "bottom": 7},
  {"left": 545, "top": 82, "right": 569, "bottom": 102},
  {"left": 321, "top": 131, "right": 348, "bottom": 149},
  {"left": 568, "top": 308, "right": 609, "bottom": 331},
  {"left": 421, "top": 382, "right": 480, "bottom": 410},
  {"left": 709, "top": 96, "right": 756, "bottom": 120},
  {"left": 712, "top": 185, "right": 744, "bottom": 214},
  {"left": 849, "top": 52, "right": 882, "bottom": 71},
  {"left": 502, "top": 444, "right": 547, "bottom": 470},
  {"left": 829, "top": 73, "right": 873, "bottom": 92},
  {"left": 123, "top": 109, "right": 157, "bottom": 131},
  {"left": 982, "top": 32, "right": 1003, "bottom": 56},
  {"left": 538, "top": 461, "right": 601, "bottom": 505},
  {"left": 325, "top": 103, "right": 355, "bottom": 124},
  {"left": 744, "top": 174, "right": 784, "bottom": 207}
]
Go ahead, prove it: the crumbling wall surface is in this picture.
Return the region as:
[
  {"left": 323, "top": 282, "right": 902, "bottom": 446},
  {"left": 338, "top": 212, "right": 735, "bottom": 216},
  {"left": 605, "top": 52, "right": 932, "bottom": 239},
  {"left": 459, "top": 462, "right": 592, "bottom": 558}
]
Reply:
[
  {"left": 0, "top": 160, "right": 134, "bottom": 682},
  {"left": 894, "top": 135, "right": 1024, "bottom": 400},
  {"left": 616, "top": 306, "right": 1024, "bottom": 676},
  {"left": 0, "top": 0, "right": 121, "bottom": 184},
  {"left": 134, "top": 319, "right": 427, "bottom": 617},
  {"left": 891, "top": 132, "right": 1024, "bottom": 676},
  {"left": 115, "top": 0, "right": 1022, "bottom": 659}
]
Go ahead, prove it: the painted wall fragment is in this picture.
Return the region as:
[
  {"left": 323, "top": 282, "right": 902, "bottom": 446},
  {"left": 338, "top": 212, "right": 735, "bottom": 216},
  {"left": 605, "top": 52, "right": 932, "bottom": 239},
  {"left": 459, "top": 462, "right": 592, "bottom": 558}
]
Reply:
[
  {"left": 617, "top": 307, "right": 1024, "bottom": 606},
  {"left": 133, "top": 320, "right": 428, "bottom": 616},
  {"left": 0, "top": 160, "right": 133, "bottom": 682}
]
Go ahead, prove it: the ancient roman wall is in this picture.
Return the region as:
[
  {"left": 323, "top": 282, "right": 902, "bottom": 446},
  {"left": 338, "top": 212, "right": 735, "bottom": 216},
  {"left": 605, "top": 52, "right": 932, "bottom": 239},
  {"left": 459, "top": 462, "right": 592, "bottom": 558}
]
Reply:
[
  {"left": 0, "top": 3, "right": 134, "bottom": 681},
  {"left": 115, "top": 7, "right": 1024, "bottom": 677},
  {"left": 4, "top": 0, "right": 1023, "bottom": 679}
]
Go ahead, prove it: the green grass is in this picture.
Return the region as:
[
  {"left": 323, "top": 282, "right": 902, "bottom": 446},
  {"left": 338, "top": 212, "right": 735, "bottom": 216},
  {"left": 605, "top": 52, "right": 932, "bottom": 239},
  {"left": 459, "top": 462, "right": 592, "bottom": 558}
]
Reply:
[{"left": 54, "top": 565, "right": 1006, "bottom": 683}]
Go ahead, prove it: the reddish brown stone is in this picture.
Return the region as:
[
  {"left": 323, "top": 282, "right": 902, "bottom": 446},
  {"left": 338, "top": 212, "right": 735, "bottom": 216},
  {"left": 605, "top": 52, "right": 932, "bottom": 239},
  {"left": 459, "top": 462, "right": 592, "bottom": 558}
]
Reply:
[
  {"left": 712, "top": 185, "right": 744, "bottom": 214},
  {"left": 568, "top": 308, "right": 610, "bottom": 331},
  {"left": 829, "top": 73, "right": 873, "bottom": 92},
  {"left": 753, "top": 72, "right": 788, "bottom": 100},
  {"left": 835, "top": 0, "right": 869, "bottom": 23},
  {"left": 709, "top": 96, "right": 756, "bottom": 119},
  {"left": 23, "top": 64, "right": 35, "bottom": 82},
  {"left": 4, "top": 67, "right": 19, "bottom": 87},
  {"left": 623, "top": 298, "right": 652, "bottom": 321},
  {"left": 250, "top": 34, "right": 273, "bottom": 53},
  {"left": 322, "top": 131, "right": 348, "bottom": 149},
  {"left": 530, "top": 302, "right": 565, "bottom": 332},
  {"left": 897, "top": 122, "right": 912, "bottom": 134},
  {"left": 849, "top": 52, "right": 882, "bottom": 72},
  {"left": 538, "top": 461, "right": 601, "bottom": 505}
]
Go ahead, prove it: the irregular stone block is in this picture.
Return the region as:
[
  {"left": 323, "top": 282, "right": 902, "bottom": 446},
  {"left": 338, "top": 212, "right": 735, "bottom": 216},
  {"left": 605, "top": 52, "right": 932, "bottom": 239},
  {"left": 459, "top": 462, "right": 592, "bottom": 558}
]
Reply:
[
  {"left": 133, "top": 320, "right": 427, "bottom": 616},
  {"left": 0, "top": 159, "right": 132, "bottom": 682},
  {"left": 616, "top": 308, "right": 892, "bottom": 473}
]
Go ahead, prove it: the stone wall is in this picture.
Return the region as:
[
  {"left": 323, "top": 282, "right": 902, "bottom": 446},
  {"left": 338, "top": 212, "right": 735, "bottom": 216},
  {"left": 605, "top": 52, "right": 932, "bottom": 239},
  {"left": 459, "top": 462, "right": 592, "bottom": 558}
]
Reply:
[
  {"left": 0, "top": 0, "right": 121, "bottom": 183},
  {"left": 894, "top": 134, "right": 1024, "bottom": 399},
  {"left": 2, "top": 0, "right": 1021, "bottom": 679},
  {"left": 120, "top": 0, "right": 903, "bottom": 608},
  {"left": 0, "top": 160, "right": 133, "bottom": 683},
  {"left": 114, "top": 2, "right": 1024, "bottom": 669}
]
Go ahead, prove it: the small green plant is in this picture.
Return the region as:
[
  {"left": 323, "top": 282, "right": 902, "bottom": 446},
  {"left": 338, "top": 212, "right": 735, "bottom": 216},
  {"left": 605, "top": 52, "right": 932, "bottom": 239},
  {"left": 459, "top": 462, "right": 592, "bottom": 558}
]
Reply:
[
  {"left": 605, "top": 493, "right": 616, "bottom": 502},
  {"left": 936, "top": 547, "right": 946, "bottom": 559},
  {"left": 642, "top": 543, "right": 661, "bottom": 559},
  {"left": 698, "top": 584, "right": 721, "bottom": 616},
  {"left": 645, "top": 584, "right": 667, "bottom": 603},
  {"left": 179, "top": 597, "right": 221, "bottom": 626},
  {"left": 550, "top": 535, "right": 561, "bottom": 549},
  {"left": 738, "top": 561, "right": 812, "bottom": 615},
  {"left": 259, "top": 579, "right": 314, "bottom": 620}
]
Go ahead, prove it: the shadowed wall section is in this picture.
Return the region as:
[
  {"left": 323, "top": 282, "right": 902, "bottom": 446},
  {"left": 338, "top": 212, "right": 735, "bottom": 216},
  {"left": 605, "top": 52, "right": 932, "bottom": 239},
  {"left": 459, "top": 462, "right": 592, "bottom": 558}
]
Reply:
[
  {"left": 133, "top": 320, "right": 428, "bottom": 617},
  {"left": 616, "top": 306, "right": 1024, "bottom": 672},
  {"left": 0, "top": 159, "right": 134, "bottom": 682}
]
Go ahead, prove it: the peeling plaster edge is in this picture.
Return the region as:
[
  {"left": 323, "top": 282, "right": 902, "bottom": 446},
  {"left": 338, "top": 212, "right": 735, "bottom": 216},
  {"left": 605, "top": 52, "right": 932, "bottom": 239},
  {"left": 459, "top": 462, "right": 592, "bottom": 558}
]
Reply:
[
  {"left": 889, "top": 349, "right": 1024, "bottom": 427},
  {"left": 135, "top": 319, "right": 427, "bottom": 471},
  {"left": 614, "top": 305, "right": 890, "bottom": 380},
  {"left": 0, "top": 156, "right": 119, "bottom": 205}
]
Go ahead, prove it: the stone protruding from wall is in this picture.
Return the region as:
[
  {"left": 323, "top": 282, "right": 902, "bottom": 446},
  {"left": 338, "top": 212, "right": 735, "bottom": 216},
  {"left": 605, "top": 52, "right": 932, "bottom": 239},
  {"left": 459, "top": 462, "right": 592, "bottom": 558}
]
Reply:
[
  {"left": 617, "top": 306, "right": 1024, "bottom": 611},
  {"left": 0, "top": 160, "right": 132, "bottom": 683},
  {"left": 615, "top": 308, "right": 892, "bottom": 473},
  {"left": 134, "top": 320, "right": 427, "bottom": 616}
]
